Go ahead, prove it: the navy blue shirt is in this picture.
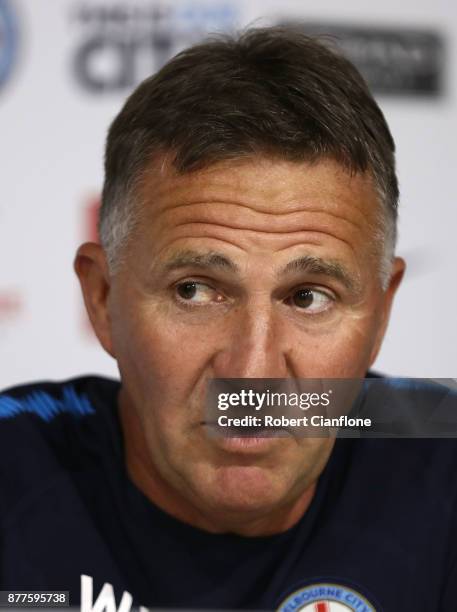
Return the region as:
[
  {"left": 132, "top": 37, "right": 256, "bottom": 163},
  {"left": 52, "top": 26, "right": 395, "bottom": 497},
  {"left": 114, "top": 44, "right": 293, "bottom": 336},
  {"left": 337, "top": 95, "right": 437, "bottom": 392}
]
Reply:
[{"left": 1, "top": 376, "right": 456, "bottom": 611}]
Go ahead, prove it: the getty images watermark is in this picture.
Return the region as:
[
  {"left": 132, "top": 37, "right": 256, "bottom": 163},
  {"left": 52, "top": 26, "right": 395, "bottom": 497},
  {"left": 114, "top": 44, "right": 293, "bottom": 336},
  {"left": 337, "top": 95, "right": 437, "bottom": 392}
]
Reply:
[
  {"left": 216, "top": 386, "right": 370, "bottom": 430},
  {"left": 205, "top": 378, "right": 457, "bottom": 438}
]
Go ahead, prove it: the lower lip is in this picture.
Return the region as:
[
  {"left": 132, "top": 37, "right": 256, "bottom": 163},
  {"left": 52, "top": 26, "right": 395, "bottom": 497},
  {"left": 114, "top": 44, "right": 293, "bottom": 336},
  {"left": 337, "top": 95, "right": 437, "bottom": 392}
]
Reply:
[{"left": 203, "top": 425, "right": 290, "bottom": 452}]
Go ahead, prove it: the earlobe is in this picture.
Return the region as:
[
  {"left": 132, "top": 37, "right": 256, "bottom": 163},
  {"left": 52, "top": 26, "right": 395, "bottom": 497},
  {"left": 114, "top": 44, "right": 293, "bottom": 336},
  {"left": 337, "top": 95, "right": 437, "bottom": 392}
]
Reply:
[
  {"left": 74, "top": 242, "right": 116, "bottom": 358},
  {"left": 369, "top": 256, "right": 406, "bottom": 366}
]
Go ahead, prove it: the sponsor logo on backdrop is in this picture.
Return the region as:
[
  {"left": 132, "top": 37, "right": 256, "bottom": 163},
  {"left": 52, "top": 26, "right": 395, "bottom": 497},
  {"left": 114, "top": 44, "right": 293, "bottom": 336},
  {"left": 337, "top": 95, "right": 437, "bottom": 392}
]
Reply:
[
  {"left": 0, "top": 290, "right": 22, "bottom": 331},
  {"left": 80, "top": 196, "right": 100, "bottom": 337},
  {"left": 0, "top": 0, "right": 18, "bottom": 92},
  {"left": 71, "top": 1, "right": 238, "bottom": 93},
  {"left": 85, "top": 195, "right": 100, "bottom": 243},
  {"left": 280, "top": 22, "right": 444, "bottom": 96}
]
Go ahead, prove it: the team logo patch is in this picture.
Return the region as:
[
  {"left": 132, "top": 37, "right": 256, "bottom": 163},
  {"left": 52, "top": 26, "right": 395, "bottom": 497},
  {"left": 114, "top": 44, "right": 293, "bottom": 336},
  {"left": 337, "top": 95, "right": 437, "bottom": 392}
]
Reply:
[{"left": 277, "top": 582, "right": 376, "bottom": 611}]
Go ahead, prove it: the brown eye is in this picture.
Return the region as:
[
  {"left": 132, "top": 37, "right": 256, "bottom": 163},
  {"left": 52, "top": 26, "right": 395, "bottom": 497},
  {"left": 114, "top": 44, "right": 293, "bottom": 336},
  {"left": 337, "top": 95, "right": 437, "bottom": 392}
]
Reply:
[
  {"left": 289, "top": 288, "right": 333, "bottom": 314},
  {"left": 177, "top": 282, "right": 197, "bottom": 300},
  {"left": 292, "top": 288, "right": 314, "bottom": 309},
  {"left": 175, "top": 281, "right": 222, "bottom": 305}
]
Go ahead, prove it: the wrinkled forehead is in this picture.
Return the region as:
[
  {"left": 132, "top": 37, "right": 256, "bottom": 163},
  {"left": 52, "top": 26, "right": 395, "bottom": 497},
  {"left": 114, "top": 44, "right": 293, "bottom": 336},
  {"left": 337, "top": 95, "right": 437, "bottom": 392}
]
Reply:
[
  {"left": 119, "top": 156, "right": 385, "bottom": 292},
  {"left": 135, "top": 155, "right": 381, "bottom": 223}
]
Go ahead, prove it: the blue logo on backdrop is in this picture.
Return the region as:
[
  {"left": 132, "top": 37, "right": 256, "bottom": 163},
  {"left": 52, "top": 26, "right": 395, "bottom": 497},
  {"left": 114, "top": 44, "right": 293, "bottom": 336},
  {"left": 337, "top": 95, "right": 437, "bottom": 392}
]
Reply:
[
  {"left": 71, "top": 1, "right": 238, "bottom": 93},
  {"left": 0, "top": 0, "right": 18, "bottom": 91}
]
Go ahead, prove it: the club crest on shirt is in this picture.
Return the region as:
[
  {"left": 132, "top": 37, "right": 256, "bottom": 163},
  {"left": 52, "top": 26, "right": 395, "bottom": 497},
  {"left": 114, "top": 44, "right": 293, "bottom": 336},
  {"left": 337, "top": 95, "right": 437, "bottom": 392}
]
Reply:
[{"left": 277, "top": 582, "right": 377, "bottom": 612}]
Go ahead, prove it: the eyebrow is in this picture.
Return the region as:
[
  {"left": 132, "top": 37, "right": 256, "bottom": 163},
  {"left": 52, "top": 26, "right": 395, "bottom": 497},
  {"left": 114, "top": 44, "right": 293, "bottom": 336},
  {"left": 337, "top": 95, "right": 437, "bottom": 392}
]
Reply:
[
  {"left": 163, "top": 250, "right": 358, "bottom": 293},
  {"left": 163, "top": 250, "right": 239, "bottom": 273},
  {"left": 279, "top": 256, "right": 359, "bottom": 293}
]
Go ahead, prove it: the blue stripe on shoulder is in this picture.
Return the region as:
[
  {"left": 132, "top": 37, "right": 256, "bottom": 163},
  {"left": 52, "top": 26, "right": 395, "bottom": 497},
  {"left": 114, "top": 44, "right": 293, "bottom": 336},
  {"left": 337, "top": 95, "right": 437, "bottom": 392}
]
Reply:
[{"left": 0, "top": 384, "right": 95, "bottom": 421}]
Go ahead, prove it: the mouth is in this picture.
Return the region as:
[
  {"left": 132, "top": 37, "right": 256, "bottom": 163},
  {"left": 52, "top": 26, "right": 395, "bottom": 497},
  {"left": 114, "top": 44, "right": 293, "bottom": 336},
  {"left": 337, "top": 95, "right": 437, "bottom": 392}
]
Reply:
[{"left": 201, "top": 421, "right": 291, "bottom": 453}]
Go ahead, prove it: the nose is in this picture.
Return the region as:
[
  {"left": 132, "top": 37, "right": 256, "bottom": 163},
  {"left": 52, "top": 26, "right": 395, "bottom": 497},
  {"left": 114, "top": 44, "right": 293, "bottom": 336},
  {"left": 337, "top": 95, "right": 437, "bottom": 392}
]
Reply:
[{"left": 211, "top": 300, "right": 291, "bottom": 379}]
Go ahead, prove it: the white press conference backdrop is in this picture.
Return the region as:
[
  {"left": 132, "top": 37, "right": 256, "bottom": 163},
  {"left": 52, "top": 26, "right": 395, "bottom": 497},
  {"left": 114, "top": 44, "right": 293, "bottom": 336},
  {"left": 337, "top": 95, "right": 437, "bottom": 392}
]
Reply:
[{"left": 0, "top": 0, "right": 456, "bottom": 388}]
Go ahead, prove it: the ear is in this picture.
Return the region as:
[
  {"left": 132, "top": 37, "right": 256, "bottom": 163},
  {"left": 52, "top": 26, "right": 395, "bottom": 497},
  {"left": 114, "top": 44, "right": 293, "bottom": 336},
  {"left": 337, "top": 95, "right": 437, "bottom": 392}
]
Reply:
[
  {"left": 74, "top": 242, "right": 116, "bottom": 358},
  {"left": 369, "top": 256, "right": 406, "bottom": 366}
]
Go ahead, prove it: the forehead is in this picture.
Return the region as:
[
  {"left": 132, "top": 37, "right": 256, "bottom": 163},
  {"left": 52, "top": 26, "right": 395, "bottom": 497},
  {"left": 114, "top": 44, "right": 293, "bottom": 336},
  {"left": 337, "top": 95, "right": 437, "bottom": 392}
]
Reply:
[
  {"left": 126, "top": 157, "right": 384, "bottom": 290},
  {"left": 137, "top": 156, "right": 379, "bottom": 224}
]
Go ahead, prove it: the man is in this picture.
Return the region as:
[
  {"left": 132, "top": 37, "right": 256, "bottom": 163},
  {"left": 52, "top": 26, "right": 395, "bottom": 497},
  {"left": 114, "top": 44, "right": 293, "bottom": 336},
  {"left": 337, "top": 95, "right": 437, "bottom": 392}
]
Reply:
[{"left": 0, "top": 27, "right": 456, "bottom": 612}]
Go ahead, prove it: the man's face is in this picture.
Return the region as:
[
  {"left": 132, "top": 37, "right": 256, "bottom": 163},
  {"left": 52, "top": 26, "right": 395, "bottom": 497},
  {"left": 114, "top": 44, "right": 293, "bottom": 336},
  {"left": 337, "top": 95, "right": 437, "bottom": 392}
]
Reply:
[{"left": 79, "top": 157, "right": 403, "bottom": 529}]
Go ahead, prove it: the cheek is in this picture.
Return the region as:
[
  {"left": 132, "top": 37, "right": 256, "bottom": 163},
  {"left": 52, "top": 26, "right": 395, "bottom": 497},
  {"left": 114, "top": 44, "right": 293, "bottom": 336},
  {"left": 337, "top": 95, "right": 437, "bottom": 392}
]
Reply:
[
  {"left": 291, "top": 311, "right": 382, "bottom": 378},
  {"left": 330, "top": 311, "right": 382, "bottom": 375},
  {"left": 111, "top": 302, "right": 222, "bottom": 418}
]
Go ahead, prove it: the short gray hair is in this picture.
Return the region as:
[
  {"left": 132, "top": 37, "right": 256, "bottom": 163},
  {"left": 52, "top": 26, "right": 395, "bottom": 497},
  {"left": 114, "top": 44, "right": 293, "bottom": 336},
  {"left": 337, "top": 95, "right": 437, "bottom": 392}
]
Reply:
[{"left": 99, "top": 26, "right": 399, "bottom": 287}]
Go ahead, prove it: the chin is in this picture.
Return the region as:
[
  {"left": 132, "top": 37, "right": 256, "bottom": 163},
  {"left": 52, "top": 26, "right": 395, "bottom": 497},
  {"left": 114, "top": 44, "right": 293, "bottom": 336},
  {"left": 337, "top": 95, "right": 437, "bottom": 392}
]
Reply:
[{"left": 200, "top": 464, "right": 288, "bottom": 514}]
